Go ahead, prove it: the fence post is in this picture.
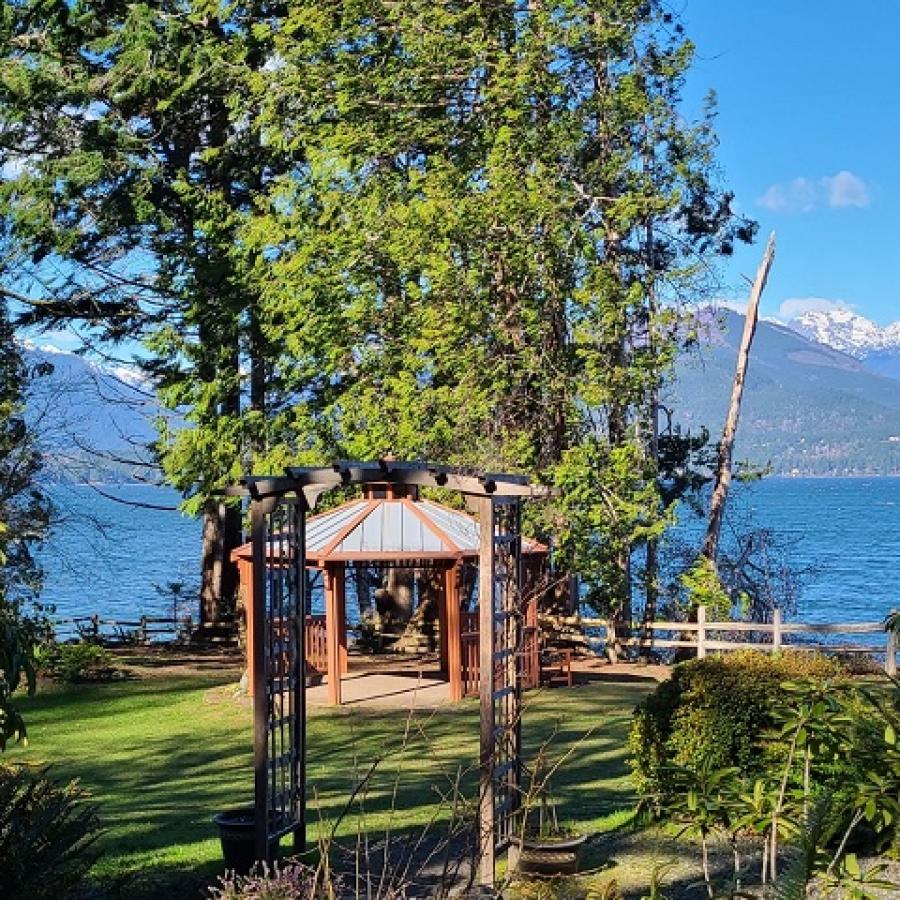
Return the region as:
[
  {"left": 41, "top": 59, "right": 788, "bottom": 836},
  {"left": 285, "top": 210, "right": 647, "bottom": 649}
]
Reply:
[
  {"left": 139, "top": 615, "right": 148, "bottom": 644},
  {"left": 772, "top": 607, "right": 782, "bottom": 652},
  {"left": 91, "top": 614, "right": 100, "bottom": 640},
  {"left": 697, "top": 605, "right": 707, "bottom": 659},
  {"left": 887, "top": 611, "right": 897, "bottom": 678}
]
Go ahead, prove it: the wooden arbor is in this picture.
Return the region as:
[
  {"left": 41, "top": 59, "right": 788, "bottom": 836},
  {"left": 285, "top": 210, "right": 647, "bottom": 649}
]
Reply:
[
  {"left": 232, "top": 481, "right": 548, "bottom": 705},
  {"left": 232, "top": 461, "right": 550, "bottom": 888}
]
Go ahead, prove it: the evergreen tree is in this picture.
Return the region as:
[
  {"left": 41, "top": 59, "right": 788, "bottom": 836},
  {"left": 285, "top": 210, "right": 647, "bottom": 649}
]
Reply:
[
  {"left": 0, "top": 1, "right": 754, "bottom": 622},
  {"left": 0, "top": 293, "right": 51, "bottom": 748},
  {"left": 0, "top": 1, "right": 305, "bottom": 622},
  {"left": 251, "top": 1, "right": 755, "bottom": 617}
]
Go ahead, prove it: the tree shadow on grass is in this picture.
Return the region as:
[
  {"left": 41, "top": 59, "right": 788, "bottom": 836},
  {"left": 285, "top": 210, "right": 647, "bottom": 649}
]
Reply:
[{"left": 13, "top": 675, "right": 655, "bottom": 898}]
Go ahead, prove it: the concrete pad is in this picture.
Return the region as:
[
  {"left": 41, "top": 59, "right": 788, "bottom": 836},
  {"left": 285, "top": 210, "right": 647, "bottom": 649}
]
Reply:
[{"left": 307, "top": 670, "right": 453, "bottom": 709}]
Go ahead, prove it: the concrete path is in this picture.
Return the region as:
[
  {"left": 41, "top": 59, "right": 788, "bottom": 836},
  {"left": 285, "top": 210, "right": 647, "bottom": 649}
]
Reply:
[{"left": 304, "top": 652, "right": 670, "bottom": 710}]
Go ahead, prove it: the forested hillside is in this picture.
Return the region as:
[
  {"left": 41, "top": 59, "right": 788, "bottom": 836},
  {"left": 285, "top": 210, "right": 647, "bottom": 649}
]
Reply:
[{"left": 670, "top": 310, "right": 900, "bottom": 475}]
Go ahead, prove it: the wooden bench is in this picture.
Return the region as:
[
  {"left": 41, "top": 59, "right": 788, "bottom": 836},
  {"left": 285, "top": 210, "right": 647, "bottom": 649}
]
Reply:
[{"left": 540, "top": 647, "right": 574, "bottom": 688}]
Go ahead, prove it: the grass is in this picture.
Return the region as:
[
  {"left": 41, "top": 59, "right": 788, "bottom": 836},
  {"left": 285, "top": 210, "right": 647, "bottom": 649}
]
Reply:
[{"left": 5, "top": 660, "right": 656, "bottom": 898}]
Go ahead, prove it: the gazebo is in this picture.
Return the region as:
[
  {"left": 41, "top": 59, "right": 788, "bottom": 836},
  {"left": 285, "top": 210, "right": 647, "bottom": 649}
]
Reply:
[{"left": 232, "top": 480, "right": 548, "bottom": 705}]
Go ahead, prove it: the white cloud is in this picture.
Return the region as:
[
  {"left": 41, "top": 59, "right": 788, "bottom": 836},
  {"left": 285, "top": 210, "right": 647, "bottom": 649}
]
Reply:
[
  {"left": 758, "top": 177, "right": 817, "bottom": 213},
  {"left": 757, "top": 171, "right": 871, "bottom": 213},
  {"left": 709, "top": 298, "right": 747, "bottom": 315},
  {"left": 822, "top": 170, "right": 870, "bottom": 208},
  {"left": 777, "top": 297, "right": 853, "bottom": 319}
]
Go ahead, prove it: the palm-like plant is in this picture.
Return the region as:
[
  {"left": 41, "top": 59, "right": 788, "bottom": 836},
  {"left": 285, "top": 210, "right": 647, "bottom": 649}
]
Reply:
[{"left": 0, "top": 765, "right": 101, "bottom": 900}]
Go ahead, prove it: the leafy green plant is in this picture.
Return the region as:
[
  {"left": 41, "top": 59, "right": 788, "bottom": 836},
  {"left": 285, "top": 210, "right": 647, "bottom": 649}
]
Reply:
[
  {"left": 659, "top": 761, "right": 741, "bottom": 898},
  {"left": 821, "top": 853, "right": 895, "bottom": 899},
  {"left": 678, "top": 557, "right": 734, "bottom": 620},
  {"left": 630, "top": 654, "right": 900, "bottom": 893},
  {"left": 0, "top": 598, "right": 50, "bottom": 749},
  {"left": 639, "top": 860, "right": 676, "bottom": 900},
  {"left": 42, "top": 642, "right": 123, "bottom": 683},
  {"left": 0, "top": 764, "right": 101, "bottom": 899}
]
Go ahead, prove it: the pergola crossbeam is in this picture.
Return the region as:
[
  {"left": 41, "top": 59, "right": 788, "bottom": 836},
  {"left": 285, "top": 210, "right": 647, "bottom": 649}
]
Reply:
[{"left": 233, "top": 461, "right": 552, "bottom": 502}]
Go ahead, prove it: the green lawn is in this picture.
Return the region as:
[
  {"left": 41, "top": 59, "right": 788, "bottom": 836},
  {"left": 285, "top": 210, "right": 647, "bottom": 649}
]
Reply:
[{"left": 7, "top": 664, "right": 655, "bottom": 897}]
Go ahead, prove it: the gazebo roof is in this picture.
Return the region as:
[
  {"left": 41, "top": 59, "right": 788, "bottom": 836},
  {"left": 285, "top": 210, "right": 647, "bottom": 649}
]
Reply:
[{"left": 232, "top": 495, "right": 547, "bottom": 566}]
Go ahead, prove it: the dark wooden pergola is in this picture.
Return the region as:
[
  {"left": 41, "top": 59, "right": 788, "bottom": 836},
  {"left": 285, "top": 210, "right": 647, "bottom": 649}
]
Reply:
[
  {"left": 231, "top": 480, "right": 548, "bottom": 705},
  {"left": 231, "top": 460, "right": 551, "bottom": 889}
]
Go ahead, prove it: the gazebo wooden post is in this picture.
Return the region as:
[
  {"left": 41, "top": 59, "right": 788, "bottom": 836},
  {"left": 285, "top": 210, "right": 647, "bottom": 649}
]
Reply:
[
  {"left": 324, "top": 563, "right": 347, "bottom": 705},
  {"left": 337, "top": 566, "right": 348, "bottom": 675},
  {"left": 445, "top": 561, "right": 463, "bottom": 701},
  {"left": 477, "top": 496, "right": 496, "bottom": 888},
  {"left": 237, "top": 558, "right": 257, "bottom": 698},
  {"left": 437, "top": 564, "right": 449, "bottom": 675}
]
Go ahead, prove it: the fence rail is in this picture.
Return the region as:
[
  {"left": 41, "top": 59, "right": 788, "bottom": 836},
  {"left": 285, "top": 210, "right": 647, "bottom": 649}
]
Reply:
[
  {"left": 51, "top": 614, "right": 194, "bottom": 644},
  {"left": 579, "top": 606, "right": 898, "bottom": 677}
]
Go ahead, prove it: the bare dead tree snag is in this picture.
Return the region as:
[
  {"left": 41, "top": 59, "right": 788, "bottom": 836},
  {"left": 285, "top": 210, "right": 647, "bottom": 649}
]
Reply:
[{"left": 703, "top": 232, "right": 776, "bottom": 564}]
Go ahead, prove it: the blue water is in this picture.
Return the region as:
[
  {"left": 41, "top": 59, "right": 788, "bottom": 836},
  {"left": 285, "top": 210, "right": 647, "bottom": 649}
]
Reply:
[
  {"left": 37, "top": 484, "right": 200, "bottom": 622},
  {"left": 33, "top": 478, "right": 900, "bottom": 625},
  {"left": 711, "top": 476, "right": 900, "bottom": 623}
]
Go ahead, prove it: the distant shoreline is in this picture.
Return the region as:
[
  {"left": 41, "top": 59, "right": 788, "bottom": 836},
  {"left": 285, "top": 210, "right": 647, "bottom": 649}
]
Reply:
[{"left": 770, "top": 472, "right": 900, "bottom": 480}]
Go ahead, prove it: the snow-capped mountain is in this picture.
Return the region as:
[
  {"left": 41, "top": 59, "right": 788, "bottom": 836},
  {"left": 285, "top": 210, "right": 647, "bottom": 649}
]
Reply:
[
  {"left": 19, "top": 341, "right": 162, "bottom": 481},
  {"left": 788, "top": 308, "right": 900, "bottom": 359}
]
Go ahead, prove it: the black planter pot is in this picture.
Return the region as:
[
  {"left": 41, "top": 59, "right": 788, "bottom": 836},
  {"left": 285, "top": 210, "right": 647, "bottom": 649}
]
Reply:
[
  {"left": 213, "top": 807, "right": 261, "bottom": 875},
  {"left": 509, "top": 833, "right": 588, "bottom": 877}
]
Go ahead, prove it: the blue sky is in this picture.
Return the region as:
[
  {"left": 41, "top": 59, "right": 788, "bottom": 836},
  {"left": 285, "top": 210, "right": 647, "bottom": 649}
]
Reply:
[{"left": 684, "top": 0, "right": 898, "bottom": 324}]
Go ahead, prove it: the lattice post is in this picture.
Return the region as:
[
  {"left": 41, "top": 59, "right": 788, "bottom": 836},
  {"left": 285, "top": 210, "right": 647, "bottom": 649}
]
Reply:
[
  {"left": 477, "top": 494, "right": 524, "bottom": 889},
  {"left": 477, "top": 495, "right": 496, "bottom": 887},
  {"left": 250, "top": 493, "right": 308, "bottom": 864}
]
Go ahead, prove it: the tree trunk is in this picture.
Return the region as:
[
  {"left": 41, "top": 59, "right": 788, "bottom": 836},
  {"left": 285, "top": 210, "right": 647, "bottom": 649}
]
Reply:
[
  {"left": 643, "top": 396, "right": 660, "bottom": 643},
  {"left": 643, "top": 147, "right": 660, "bottom": 640},
  {"left": 354, "top": 564, "right": 372, "bottom": 617},
  {"left": 395, "top": 570, "right": 441, "bottom": 653},
  {"left": 703, "top": 233, "right": 776, "bottom": 564},
  {"left": 608, "top": 400, "right": 632, "bottom": 627},
  {"left": 200, "top": 499, "right": 241, "bottom": 625},
  {"left": 375, "top": 567, "right": 416, "bottom": 630}
]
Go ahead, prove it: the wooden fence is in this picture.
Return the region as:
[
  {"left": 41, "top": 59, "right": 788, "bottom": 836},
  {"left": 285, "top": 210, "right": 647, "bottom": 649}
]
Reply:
[
  {"left": 51, "top": 614, "right": 195, "bottom": 644},
  {"left": 580, "top": 606, "right": 898, "bottom": 677}
]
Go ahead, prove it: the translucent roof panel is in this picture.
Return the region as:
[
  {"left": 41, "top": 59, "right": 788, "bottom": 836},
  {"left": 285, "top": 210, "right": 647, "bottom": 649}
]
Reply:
[
  {"left": 235, "top": 496, "right": 547, "bottom": 563},
  {"left": 307, "top": 500, "right": 369, "bottom": 555}
]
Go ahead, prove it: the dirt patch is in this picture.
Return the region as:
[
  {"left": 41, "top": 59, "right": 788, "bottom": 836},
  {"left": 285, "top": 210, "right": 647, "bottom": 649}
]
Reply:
[{"left": 108, "top": 644, "right": 244, "bottom": 680}]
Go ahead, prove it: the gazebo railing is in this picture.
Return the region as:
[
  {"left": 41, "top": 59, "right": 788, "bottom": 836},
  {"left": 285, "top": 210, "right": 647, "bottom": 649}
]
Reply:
[
  {"left": 305, "top": 616, "right": 328, "bottom": 676},
  {"left": 459, "top": 618, "right": 540, "bottom": 698}
]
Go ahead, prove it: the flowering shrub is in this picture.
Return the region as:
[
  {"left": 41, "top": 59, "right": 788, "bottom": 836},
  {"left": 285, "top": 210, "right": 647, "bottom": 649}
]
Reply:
[{"left": 208, "top": 861, "right": 339, "bottom": 900}]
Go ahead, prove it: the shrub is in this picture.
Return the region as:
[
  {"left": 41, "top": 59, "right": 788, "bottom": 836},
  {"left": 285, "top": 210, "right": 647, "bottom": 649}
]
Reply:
[
  {"left": 42, "top": 642, "right": 123, "bottom": 683},
  {"left": 628, "top": 650, "right": 845, "bottom": 799},
  {"left": 0, "top": 764, "right": 101, "bottom": 899}
]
